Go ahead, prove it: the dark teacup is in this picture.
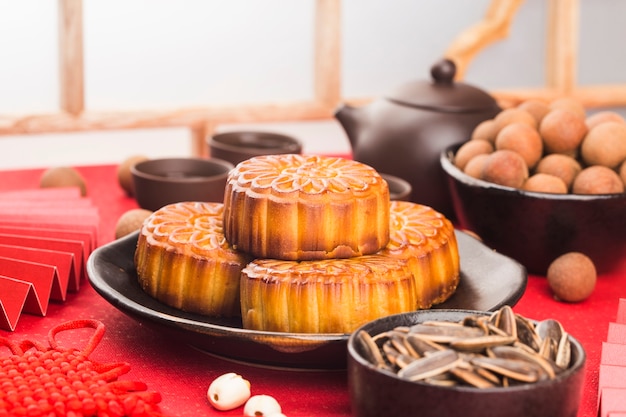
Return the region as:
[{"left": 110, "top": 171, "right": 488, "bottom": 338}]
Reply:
[
  {"left": 208, "top": 131, "right": 303, "bottom": 166},
  {"left": 131, "top": 157, "right": 234, "bottom": 211},
  {"left": 381, "top": 173, "right": 412, "bottom": 201}
]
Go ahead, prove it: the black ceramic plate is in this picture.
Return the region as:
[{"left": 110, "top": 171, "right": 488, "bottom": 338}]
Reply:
[{"left": 87, "top": 230, "right": 527, "bottom": 370}]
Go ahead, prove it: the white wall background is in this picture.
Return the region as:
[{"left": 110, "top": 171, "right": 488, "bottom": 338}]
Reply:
[{"left": 1, "top": 0, "right": 625, "bottom": 169}]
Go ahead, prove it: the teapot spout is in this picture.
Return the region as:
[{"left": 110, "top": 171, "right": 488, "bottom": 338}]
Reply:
[{"left": 334, "top": 104, "right": 365, "bottom": 147}]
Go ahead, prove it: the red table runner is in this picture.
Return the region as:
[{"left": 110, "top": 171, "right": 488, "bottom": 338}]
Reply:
[{"left": 0, "top": 163, "right": 624, "bottom": 417}]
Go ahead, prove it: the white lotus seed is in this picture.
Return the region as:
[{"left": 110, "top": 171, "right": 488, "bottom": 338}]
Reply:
[
  {"left": 243, "top": 394, "right": 282, "bottom": 416},
  {"left": 207, "top": 372, "right": 251, "bottom": 411}
]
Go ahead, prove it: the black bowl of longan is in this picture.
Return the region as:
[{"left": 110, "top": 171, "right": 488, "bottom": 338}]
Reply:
[
  {"left": 440, "top": 100, "right": 626, "bottom": 275},
  {"left": 441, "top": 139, "right": 626, "bottom": 275}
]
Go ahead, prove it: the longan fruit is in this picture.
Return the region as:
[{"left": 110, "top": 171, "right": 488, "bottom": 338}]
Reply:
[
  {"left": 586, "top": 110, "right": 626, "bottom": 130},
  {"left": 572, "top": 165, "right": 625, "bottom": 194},
  {"left": 463, "top": 153, "right": 490, "bottom": 179},
  {"left": 481, "top": 149, "right": 529, "bottom": 188},
  {"left": 454, "top": 140, "right": 494, "bottom": 171},
  {"left": 40, "top": 166, "right": 87, "bottom": 196},
  {"left": 494, "top": 122, "right": 543, "bottom": 169},
  {"left": 522, "top": 173, "right": 568, "bottom": 194},
  {"left": 471, "top": 119, "right": 499, "bottom": 144},
  {"left": 580, "top": 121, "right": 626, "bottom": 168},
  {"left": 494, "top": 108, "right": 537, "bottom": 132},
  {"left": 547, "top": 252, "right": 596, "bottom": 302},
  {"left": 534, "top": 154, "right": 582, "bottom": 190},
  {"left": 115, "top": 208, "right": 153, "bottom": 239},
  {"left": 549, "top": 97, "right": 587, "bottom": 119},
  {"left": 539, "top": 109, "right": 588, "bottom": 155},
  {"left": 118, "top": 155, "right": 149, "bottom": 196},
  {"left": 517, "top": 99, "right": 550, "bottom": 124}
]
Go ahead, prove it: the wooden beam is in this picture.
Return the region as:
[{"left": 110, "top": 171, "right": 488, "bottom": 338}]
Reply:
[
  {"left": 445, "top": 0, "right": 525, "bottom": 80},
  {"left": 190, "top": 122, "right": 209, "bottom": 158},
  {"left": 568, "top": 84, "right": 626, "bottom": 108},
  {"left": 0, "top": 101, "right": 333, "bottom": 136},
  {"left": 492, "top": 84, "right": 626, "bottom": 109},
  {"left": 314, "top": 0, "right": 342, "bottom": 109},
  {"left": 546, "top": 0, "right": 579, "bottom": 93},
  {"left": 58, "top": 0, "right": 84, "bottom": 115},
  {"left": 491, "top": 87, "right": 567, "bottom": 108}
]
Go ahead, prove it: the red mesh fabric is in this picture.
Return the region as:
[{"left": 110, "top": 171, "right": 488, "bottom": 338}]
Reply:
[{"left": 0, "top": 319, "right": 166, "bottom": 417}]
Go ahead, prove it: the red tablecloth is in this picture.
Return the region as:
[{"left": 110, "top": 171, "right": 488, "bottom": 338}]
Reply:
[{"left": 0, "top": 163, "right": 624, "bottom": 417}]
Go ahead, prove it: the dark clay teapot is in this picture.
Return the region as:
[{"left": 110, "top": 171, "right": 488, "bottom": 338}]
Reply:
[{"left": 335, "top": 59, "right": 500, "bottom": 220}]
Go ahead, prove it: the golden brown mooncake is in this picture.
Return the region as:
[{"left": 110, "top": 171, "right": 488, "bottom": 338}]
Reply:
[
  {"left": 134, "top": 201, "right": 253, "bottom": 317},
  {"left": 222, "top": 154, "right": 390, "bottom": 261},
  {"left": 381, "top": 201, "right": 460, "bottom": 309},
  {"left": 240, "top": 255, "right": 417, "bottom": 333}
]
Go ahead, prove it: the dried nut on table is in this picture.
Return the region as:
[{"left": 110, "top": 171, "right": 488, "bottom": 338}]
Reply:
[
  {"left": 356, "top": 306, "right": 575, "bottom": 388},
  {"left": 39, "top": 166, "right": 87, "bottom": 196},
  {"left": 117, "top": 154, "right": 149, "bottom": 196},
  {"left": 456, "top": 98, "right": 626, "bottom": 195},
  {"left": 114, "top": 208, "right": 153, "bottom": 239},
  {"left": 207, "top": 372, "right": 251, "bottom": 411},
  {"left": 243, "top": 395, "right": 283, "bottom": 417},
  {"left": 547, "top": 252, "right": 597, "bottom": 303}
]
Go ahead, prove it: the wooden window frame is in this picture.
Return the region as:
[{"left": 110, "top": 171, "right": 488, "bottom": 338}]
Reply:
[{"left": 1, "top": 0, "right": 624, "bottom": 157}]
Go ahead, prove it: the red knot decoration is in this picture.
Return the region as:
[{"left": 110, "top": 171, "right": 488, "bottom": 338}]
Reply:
[{"left": 0, "top": 319, "right": 166, "bottom": 417}]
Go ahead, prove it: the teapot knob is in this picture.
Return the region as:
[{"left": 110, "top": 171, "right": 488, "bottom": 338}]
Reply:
[{"left": 430, "top": 59, "right": 456, "bottom": 85}]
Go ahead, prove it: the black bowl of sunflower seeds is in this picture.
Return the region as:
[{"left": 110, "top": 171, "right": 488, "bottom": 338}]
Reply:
[{"left": 347, "top": 307, "right": 585, "bottom": 417}]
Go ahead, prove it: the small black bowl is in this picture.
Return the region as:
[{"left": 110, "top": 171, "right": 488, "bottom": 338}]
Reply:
[
  {"left": 381, "top": 173, "right": 412, "bottom": 201},
  {"left": 347, "top": 309, "right": 586, "bottom": 417},
  {"left": 208, "top": 131, "right": 303, "bottom": 166},
  {"left": 441, "top": 144, "right": 626, "bottom": 274},
  {"left": 131, "top": 157, "right": 234, "bottom": 211}
]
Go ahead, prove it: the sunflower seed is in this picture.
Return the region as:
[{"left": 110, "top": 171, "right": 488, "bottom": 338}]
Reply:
[
  {"left": 449, "top": 366, "right": 497, "bottom": 388},
  {"left": 356, "top": 329, "right": 386, "bottom": 367},
  {"left": 409, "top": 323, "right": 485, "bottom": 343},
  {"left": 489, "top": 345, "right": 556, "bottom": 380},
  {"left": 555, "top": 332, "right": 572, "bottom": 369},
  {"left": 450, "top": 335, "right": 517, "bottom": 352},
  {"left": 470, "top": 356, "right": 541, "bottom": 383},
  {"left": 397, "top": 349, "right": 460, "bottom": 381}
]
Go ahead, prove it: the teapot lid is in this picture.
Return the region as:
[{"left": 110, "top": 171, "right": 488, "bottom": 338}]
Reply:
[{"left": 385, "top": 59, "right": 498, "bottom": 113}]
